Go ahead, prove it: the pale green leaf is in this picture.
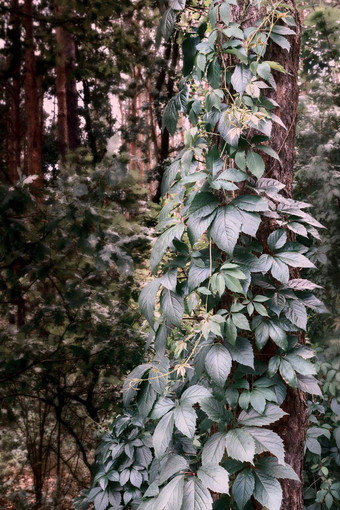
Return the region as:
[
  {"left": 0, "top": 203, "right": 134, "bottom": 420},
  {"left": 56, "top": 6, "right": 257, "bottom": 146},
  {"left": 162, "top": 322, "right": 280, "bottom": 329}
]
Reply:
[
  {"left": 205, "top": 344, "right": 232, "bottom": 387},
  {"left": 197, "top": 464, "right": 229, "bottom": 494},
  {"left": 225, "top": 428, "right": 255, "bottom": 463}
]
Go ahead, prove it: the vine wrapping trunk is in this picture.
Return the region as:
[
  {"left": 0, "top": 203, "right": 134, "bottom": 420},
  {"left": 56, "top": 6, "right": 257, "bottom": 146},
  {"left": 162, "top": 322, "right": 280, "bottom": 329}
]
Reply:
[{"left": 77, "top": 1, "right": 325, "bottom": 509}]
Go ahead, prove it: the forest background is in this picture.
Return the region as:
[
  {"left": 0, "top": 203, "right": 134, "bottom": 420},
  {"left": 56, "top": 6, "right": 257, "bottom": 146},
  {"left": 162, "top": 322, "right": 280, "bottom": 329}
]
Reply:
[{"left": 0, "top": 0, "right": 339, "bottom": 509}]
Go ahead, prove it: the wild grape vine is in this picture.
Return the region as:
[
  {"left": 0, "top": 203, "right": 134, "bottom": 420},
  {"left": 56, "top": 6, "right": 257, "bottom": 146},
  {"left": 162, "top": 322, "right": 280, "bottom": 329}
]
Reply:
[{"left": 76, "top": 1, "right": 326, "bottom": 509}]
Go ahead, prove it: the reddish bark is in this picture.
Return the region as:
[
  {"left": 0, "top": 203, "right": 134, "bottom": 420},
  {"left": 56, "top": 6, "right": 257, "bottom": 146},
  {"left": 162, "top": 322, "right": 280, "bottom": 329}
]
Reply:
[
  {"left": 55, "top": 4, "right": 80, "bottom": 159},
  {"left": 23, "top": 0, "right": 43, "bottom": 186},
  {"left": 6, "top": 0, "right": 21, "bottom": 184}
]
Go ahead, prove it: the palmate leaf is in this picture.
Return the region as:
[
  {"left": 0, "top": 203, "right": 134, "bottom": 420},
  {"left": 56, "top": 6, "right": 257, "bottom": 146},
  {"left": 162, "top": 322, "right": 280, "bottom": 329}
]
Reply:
[
  {"left": 246, "top": 150, "right": 265, "bottom": 178},
  {"left": 139, "top": 279, "right": 161, "bottom": 327},
  {"left": 182, "top": 478, "right": 213, "bottom": 510},
  {"left": 154, "top": 475, "right": 185, "bottom": 510},
  {"left": 174, "top": 403, "right": 197, "bottom": 438},
  {"left": 231, "top": 65, "right": 252, "bottom": 95},
  {"left": 238, "top": 404, "right": 287, "bottom": 426},
  {"left": 255, "top": 457, "right": 299, "bottom": 481},
  {"left": 123, "top": 364, "right": 152, "bottom": 407},
  {"left": 202, "top": 432, "right": 227, "bottom": 465},
  {"left": 205, "top": 343, "right": 232, "bottom": 387},
  {"left": 225, "top": 428, "right": 256, "bottom": 463},
  {"left": 153, "top": 410, "right": 175, "bottom": 458},
  {"left": 200, "top": 397, "right": 226, "bottom": 422},
  {"left": 159, "top": 454, "right": 188, "bottom": 485},
  {"left": 210, "top": 206, "right": 242, "bottom": 255},
  {"left": 253, "top": 472, "right": 282, "bottom": 510},
  {"left": 181, "top": 384, "right": 212, "bottom": 405},
  {"left": 150, "top": 223, "right": 185, "bottom": 272},
  {"left": 196, "top": 464, "right": 229, "bottom": 494},
  {"left": 232, "top": 469, "right": 255, "bottom": 510},
  {"left": 246, "top": 427, "right": 285, "bottom": 464},
  {"left": 227, "top": 336, "right": 254, "bottom": 368},
  {"left": 160, "top": 288, "right": 184, "bottom": 327}
]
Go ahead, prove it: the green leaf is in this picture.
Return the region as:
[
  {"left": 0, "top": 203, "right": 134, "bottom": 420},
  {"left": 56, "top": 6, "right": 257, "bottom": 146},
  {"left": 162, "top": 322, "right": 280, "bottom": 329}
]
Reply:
[
  {"left": 153, "top": 410, "right": 175, "bottom": 458},
  {"left": 238, "top": 209, "right": 261, "bottom": 237},
  {"left": 188, "top": 211, "right": 217, "bottom": 246},
  {"left": 287, "top": 278, "right": 322, "bottom": 291},
  {"left": 138, "top": 381, "right": 157, "bottom": 417},
  {"left": 279, "top": 359, "right": 297, "bottom": 388},
  {"left": 269, "top": 32, "right": 290, "bottom": 51},
  {"left": 159, "top": 454, "right": 188, "bottom": 485},
  {"left": 231, "top": 65, "right": 252, "bottom": 95},
  {"left": 162, "top": 160, "right": 180, "bottom": 194},
  {"left": 247, "top": 427, "right": 285, "bottom": 464},
  {"left": 149, "top": 358, "right": 170, "bottom": 395},
  {"left": 232, "top": 469, "right": 255, "bottom": 510},
  {"left": 258, "top": 145, "right": 280, "bottom": 160},
  {"left": 232, "top": 195, "right": 269, "bottom": 212},
  {"left": 169, "top": 0, "right": 186, "bottom": 10},
  {"left": 202, "top": 432, "right": 226, "bottom": 465},
  {"left": 276, "top": 251, "right": 315, "bottom": 269},
  {"left": 246, "top": 151, "right": 265, "bottom": 178},
  {"left": 207, "top": 59, "right": 221, "bottom": 89},
  {"left": 174, "top": 403, "right": 197, "bottom": 438},
  {"left": 210, "top": 206, "right": 242, "bottom": 255},
  {"left": 197, "top": 464, "right": 229, "bottom": 494},
  {"left": 161, "top": 8, "right": 177, "bottom": 41},
  {"left": 181, "top": 385, "right": 212, "bottom": 405},
  {"left": 284, "top": 354, "right": 316, "bottom": 376},
  {"left": 238, "top": 404, "right": 287, "bottom": 426},
  {"left": 296, "top": 375, "right": 322, "bottom": 396},
  {"left": 253, "top": 472, "right": 282, "bottom": 510},
  {"left": 227, "top": 337, "right": 254, "bottom": 368},
  {"left": 188, "top": 264, "right": 211, "bottom": 292},
  {"left": 139, "top": 279, "right": 161, "bottom": 327},
  {"left": 151, "top": 397, "right": 175, "bottom": 419},
  {"left": 231, "top": 313, "right": 251, "bottom": 331},
  {"left": 150, "top": 223, "right": 185, "bottom": 271},
  {"left": 220, "top": 3, "right": 231, "bottom": 25},
  {"left": 235, "top": 150, "right": 246, "bottom": 171},
  {"left": 284, "top": 299, "right": 307, "bottom": 330},
  {"left": 255, "top": 457, "right": 299, "bottom": 481},
  {"left": 250, "top": 389, "right": 267, "bottom": 414},
  {"left": 271, "top": 257, "right": 289, "bottom": 283},
  {"left": 94, "top": 491, "right": 109, "bottom": 510},
  {"left": 182, "top": 478, "right": 213, "bottom": 510},
  {"left": 189, "top": 192, "right": 219, "bottom": 218},
  {"left": 205, "top": 344, "right": 232, "bottom": 387},
  {"left": 225, "top": 428, "right": 255, "bottom": 463},
  {"left": 163, "top": 97, "right": 179, "bottom": 135},
  {"left": 206, "top": 145, "right": 223, "bottom": 176},
  {"left": 161, "top": 268, "right": 178, "bottom": 291},
  {"left": 154, "top": 475, "right": 185, "bottom": 510},
  {"left": 161, "top": 289, "right": 184, "bottom": 327},
  {"left": 200, "top": 397, "right": 226, "bottom": 421},
  {"left": 257, "top": 62, "right": 272, "bottom": 81},
  {"left": 272, "top": 25, "right": 296, "bottom": 36},
  {"left": 123, "top": 363, "right": 152, "bottom": 407},
  {"left": 267, "top": 229, "right": 287, "bottom": 251}
]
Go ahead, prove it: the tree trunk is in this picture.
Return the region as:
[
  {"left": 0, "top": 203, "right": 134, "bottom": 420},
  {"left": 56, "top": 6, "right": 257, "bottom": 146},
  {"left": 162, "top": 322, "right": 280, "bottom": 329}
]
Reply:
[
  {"left": 23, "top": 0, "right": 43, "bottom": 186},
  {"left": 7, "top": 0, "right": 21, "bottom": 184},
  {"left": 263, "top": 6, "right": 307, "bottom": 509},
  {"left": 55, "top": 4, "right": 80, "bottom": 160}
]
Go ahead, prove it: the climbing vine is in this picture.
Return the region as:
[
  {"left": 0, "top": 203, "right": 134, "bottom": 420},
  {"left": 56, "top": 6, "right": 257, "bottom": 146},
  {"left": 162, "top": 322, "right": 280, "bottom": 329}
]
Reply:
[{"left": 76, "top": 1, "right": 326, "bottom": 509}]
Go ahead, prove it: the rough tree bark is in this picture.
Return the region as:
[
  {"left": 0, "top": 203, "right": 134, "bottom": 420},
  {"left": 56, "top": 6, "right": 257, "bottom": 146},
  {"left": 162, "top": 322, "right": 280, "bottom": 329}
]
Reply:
[
  {"left": 55, "top": 3, "right": 80, "bottom": 159},
  {"left": 229, "top": 2, "right": 305, "bottom": 507},
  {"left": 6, "top": 0, "right": 21, "bottom": 184},
  {"left": 263, "top": 6, "right": 308, "bottom": 510},
  {"left": 23, "top": 0, "right": 43, "bottom": 185}
]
